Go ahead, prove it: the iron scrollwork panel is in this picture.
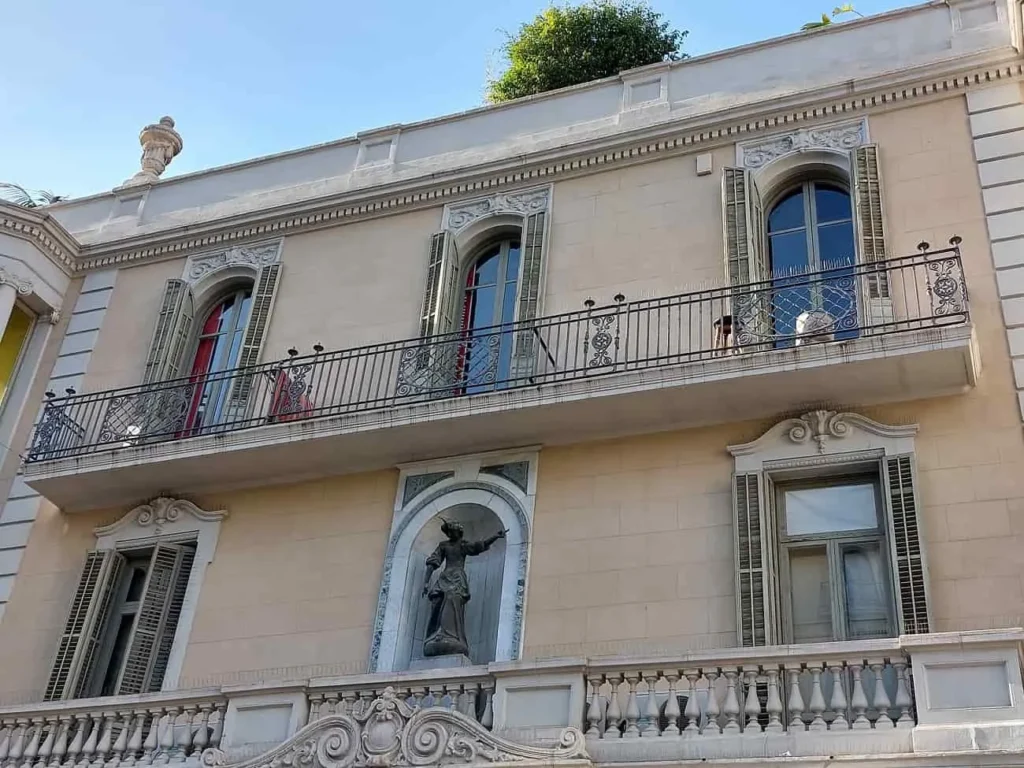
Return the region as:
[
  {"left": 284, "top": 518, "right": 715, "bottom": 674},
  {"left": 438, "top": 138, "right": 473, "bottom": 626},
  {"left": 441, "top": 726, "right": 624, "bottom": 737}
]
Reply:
[
  {"left": 99, "top": 384, "right": 195, "bottom": 446},
  {"left": 927, "top": 257, "right": 967, "bottom": 318}
]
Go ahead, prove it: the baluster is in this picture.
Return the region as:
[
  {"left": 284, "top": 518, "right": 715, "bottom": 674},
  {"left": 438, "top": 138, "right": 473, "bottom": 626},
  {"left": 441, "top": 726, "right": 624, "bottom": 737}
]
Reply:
[
  {"left": 765, "top": 669, "right": 784, "bottom": 734},
  {"left": 157, "top": 708, "right": 177, "bottom": 765},
  {"left": 703, "top": 671, "right": 721, "bottom": 735},
  {"left": 191, "top": 707, "right": 211, "bottom": 758},
  {"left": 642, "top": 672, "right": 661, "bottom": 737},
  {"left": 208, "top": 705, "right": 226, "bottom": 751},
  {"left": 308, "top": 695, "right": 323, "bottom": 723},
  {"left": 786, "top": 666, "right": 806, "bottom": 731},
  {"left": 682, "top": 671, "right": 700, "bottom": 735},
  {"left": 37, "top": 718, "right": 56, "bottom": 768},
  {"left": 479, "top": 685, "right": 494, "bottom": 731},
  {"left": 894, "top": 661, "right": 914, "bottom": 728},
  {"left": 343, "top": 691, "right": 360, "bottom": 716},
  {"left": 94, "top": 714, "right": 114, "bottom": 767},
  {"left": 808, "top": 664, "right": 828, "bottom": 732},
  {"left": 428, "top": 685, "right": 445, "bottom": 711},
  {"left": 8, "top": 720, "right": 28, "bottom": 768},
  {"left": 124, "top": 713, "right": 146, "bottom": 766},
  {"left": 743, "top": 669, "right": 762, "bottom": 733},
  {"left": 870, "top": 661, "right": 893, "bottom": 729},
  {"left": 466, "top": 684, "right": 480, "bottom": 722},
  {"left": 850, "top": 663, "right": 870, "bottom": 730},
  {"left": 663, "top": 673, "right": 681, "bottom": 736},
  {"left": 109, "top": 713, "right": 130, "bottom": 766},
  {"left": 139, "top": 710, "right": 162, "bottom": 766},
  {"left": 623, "top": 674, "right": 641, "bottom": 738},
  {"left": 79, "top": 716, "right": 98, "bottom": 768},
  {"left": 0, "top": 720, "right": 14, "bottom": 768},
  {"left": 829, "top": 664, "right": 849, "bottom": 730},
  {"left": 21, "top": 720, "right": 41, "bottom": 768},
  {"left": 586, "top": 677, "right": 604, "bottom": 737},
  {"left": 65, "top": 716, "right": 86, "bottom": 768},
  {"left": 604, "top": 676, "right": 623, "bottom": 739},
  {"left": 174, "top": 708, "right": 195, "bottom": 761},
  {"left": 49, "top": 717, "right": 70, "bottom": 768},
  {"left": 722, "top": 670, "right": 741, "bottom": 734},
  {"left": 324, "top": 693, "right": 340, "bottom": 717}
]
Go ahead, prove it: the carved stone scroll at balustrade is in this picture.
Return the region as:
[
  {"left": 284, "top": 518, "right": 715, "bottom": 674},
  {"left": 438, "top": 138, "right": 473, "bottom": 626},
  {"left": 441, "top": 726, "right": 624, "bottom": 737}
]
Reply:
[
  {"left": 308, "top": 680, "right": 496, "bottom": 731},
  {"left": 202, "top": 687, "right": 587, "bottom": 768},
  {"left": 0, "top": 701, "right": 226, "bottom": 768}
]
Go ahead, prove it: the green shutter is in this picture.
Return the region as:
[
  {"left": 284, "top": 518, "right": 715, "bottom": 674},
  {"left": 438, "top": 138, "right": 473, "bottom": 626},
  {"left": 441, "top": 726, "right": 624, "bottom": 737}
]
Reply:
[
  {"left": 735, "top": 472, "right": 772, "bottom": 646},
  {"left": 231, "top": 264, "right": 282, "bottom": 405},
  {"left": 722, "top": 168, "right": 766, "bottom": 286},
  {"left": 853, "top": 144, "right": 892, "bottom": 308},
  {"left": 44, "top": 550, "right": 125, "bottom": 701},
  {"left": 115, "top": 543, "right": 194, "bottom": 695},
  {"left": 148, "top": 547, "right": 195, "bottom": 691},
  {"left": 884, "top": 455, "right": 931, "bottom": 634},
  {"left": 143, "top": 280, "right": 195, "bottom": 384},
  {"left": 419, "top": 231, "right": 459, "bottom": 338}
]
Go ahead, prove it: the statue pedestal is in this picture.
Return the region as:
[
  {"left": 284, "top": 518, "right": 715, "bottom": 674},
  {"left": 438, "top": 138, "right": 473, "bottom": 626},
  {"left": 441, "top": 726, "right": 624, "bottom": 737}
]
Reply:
[{"left": 408, "top": 654, "right": 473, "bottom": 671}]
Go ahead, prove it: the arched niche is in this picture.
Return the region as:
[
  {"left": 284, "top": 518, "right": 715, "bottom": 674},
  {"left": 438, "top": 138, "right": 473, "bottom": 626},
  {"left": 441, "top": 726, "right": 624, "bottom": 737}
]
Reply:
[
  {"left": 753, "top": 147, "right": 853, "bottom": 208},
  {"left": 369, "top": 458, "right": 535, "bottom": 674},
  {"left": 398, "top": 503, "right": 506, "bottom": 669}
]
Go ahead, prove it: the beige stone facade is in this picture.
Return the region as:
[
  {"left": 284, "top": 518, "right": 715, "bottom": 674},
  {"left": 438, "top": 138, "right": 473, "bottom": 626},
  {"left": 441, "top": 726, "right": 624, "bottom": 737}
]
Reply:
[{"left": 3, "top": 2, "right": 1024, "bottom": 767}]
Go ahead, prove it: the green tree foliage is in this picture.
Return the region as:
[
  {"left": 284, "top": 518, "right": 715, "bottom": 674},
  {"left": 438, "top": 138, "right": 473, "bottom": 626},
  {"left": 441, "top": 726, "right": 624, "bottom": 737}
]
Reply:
[
  {"left": 487, "top": 1, "right": 686, "bottom": 103},
  {"left": 801, "top": 4, "right": 862, "bottom": 30},
  {"left": 0, "top": 182, "right": 63, "bottom": 208}
]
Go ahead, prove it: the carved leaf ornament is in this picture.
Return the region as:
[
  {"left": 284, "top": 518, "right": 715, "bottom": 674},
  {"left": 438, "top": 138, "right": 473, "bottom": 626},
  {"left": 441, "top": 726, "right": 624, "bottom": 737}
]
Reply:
[{"left": 201, "top": 688, "right": 589, "bottom": 768}]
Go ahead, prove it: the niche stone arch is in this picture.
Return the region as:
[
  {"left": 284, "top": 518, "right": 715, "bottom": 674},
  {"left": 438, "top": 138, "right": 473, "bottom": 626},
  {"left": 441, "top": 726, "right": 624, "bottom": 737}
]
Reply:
[{"left": 369, "top": 452, "right": 537, "bottom": 673}]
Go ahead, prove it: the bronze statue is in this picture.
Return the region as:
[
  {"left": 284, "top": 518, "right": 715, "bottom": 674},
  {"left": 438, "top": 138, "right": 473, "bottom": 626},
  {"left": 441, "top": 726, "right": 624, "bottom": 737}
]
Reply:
[{"left": 421, "top": 520, "right": 506, "bottom": 658}]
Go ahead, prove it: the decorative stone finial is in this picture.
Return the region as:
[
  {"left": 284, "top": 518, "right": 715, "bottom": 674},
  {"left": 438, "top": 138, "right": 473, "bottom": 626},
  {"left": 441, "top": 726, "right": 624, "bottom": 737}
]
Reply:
[{"left": 124, "top": 116, "right": 182, "bottom": 186}]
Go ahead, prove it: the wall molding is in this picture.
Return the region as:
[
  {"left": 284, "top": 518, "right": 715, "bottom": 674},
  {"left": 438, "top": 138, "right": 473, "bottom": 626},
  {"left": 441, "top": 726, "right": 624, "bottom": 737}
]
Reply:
[
  {"left": 442, "top": 187, "right": 550, "bottom": 232},
  {"left": 736, "top": 118, "right": 868, "bottom": 168},
  {"left": 183, "top": 240, "right": 282, "bottom": 285},
  {"left": 5, "top": 56, "right": 1023, "bottom": 275}
]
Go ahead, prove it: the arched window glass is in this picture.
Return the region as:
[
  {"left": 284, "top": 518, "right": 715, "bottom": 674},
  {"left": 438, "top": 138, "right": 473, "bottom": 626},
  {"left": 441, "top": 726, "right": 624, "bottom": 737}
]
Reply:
[
  {"left": 185, "top": 286, "right": 253, "bottom": 429},
  {"left": 767, "top": 181, "right": 857, "bottom": 343},
  {"left": 459, "top": 239, "right": 520, "bottom": 392}
]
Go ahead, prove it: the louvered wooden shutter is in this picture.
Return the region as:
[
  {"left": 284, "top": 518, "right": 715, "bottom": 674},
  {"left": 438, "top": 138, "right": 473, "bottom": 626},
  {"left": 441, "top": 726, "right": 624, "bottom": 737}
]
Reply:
[
  {"left": 115, "top": 543, "right": 194, "bottom": 695},
  {"left": 148, "top": 547, "right": 195, "bottom": 690},
  {"left": 884, "top": 455, "right": 931, "bottom": 634},
  {"left": 231, "top": 263, "right": 282, "bottom": 405},
  {"left": 852, "top": 145, "right": 892, "bottom": 309},
  {"left": 419, "top": 232, "right": 460, "bottom": 338},
  {"left": 722, "top": 168, "right": 767, "bottom": 286},
  {"left": 511, "top": 212, "right": 547, "bottom": 382},
  {"left": 143, "top": 280, "right": 195, "bottom": 384},
  {"left": 734, "top": 472, "right": 781, "bottom": 647},
  {"left": 44, "top": 550, "right": 125, "bottom": 701}
]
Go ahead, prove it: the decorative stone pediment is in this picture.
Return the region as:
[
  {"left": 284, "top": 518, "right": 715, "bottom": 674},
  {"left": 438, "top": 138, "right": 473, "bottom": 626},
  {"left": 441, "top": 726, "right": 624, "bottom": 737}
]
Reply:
[
  {"left": 94, "top": 496, "right": 227, "bottom": 540},
  {"left": 184, "top": 241, "right": 282, "bottom": 285},
  {"left": 200, "top": 688, "right": 589, "bottom": 768},
  {"left": 729, "top": 410, "right": 918, "bottom": 472},
  {"left": 737, "top": 119, "right": 867, "bottom": 169},
  {"left": 443, "top": 188, "right": 550, "bottom": 232}
]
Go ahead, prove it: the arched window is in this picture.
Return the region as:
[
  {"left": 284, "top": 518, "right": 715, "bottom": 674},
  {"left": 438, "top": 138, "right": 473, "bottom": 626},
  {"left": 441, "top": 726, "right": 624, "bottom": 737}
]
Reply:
[
  {"left": 185, "top": 286, "right": 253, "bottom": 429},
  {"left": 459, "top": 239, "right": 521, "bottom": 392},
  {"left": 767, "top": 181, "right": 857, "bottom": 342}
]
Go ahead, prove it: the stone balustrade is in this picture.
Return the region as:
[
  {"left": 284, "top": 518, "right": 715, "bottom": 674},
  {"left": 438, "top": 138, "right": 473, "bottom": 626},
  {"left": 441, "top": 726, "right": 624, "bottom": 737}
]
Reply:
[
  {"left": 0, "top": 690, "right": 227, "bottom": 768},
  {"left": 0, "top": 631, "right": 1021, "bottom": 768}
]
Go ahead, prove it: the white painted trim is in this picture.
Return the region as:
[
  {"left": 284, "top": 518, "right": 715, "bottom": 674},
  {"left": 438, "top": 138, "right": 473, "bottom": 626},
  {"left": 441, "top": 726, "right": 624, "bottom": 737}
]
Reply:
[
  {"left": 729, "top": 409, "right": 918, "bottom": 473},
  {"left": 94, "top": 497, "right": 227, "bottom": 691}
]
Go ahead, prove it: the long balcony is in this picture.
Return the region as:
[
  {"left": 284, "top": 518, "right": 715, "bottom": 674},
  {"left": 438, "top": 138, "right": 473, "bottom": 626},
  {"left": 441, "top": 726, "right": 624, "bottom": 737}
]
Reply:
[
  {"left": 0, "top": 631, "right": 1020, "bottom": 768},
  {"left": 24, "top": 244, "right": 976, "bottom": 510}
]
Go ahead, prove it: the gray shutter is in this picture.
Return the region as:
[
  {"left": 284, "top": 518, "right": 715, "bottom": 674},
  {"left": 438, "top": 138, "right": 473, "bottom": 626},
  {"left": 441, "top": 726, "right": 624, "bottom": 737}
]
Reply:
[
  {"left": 419, "top": 232, "right": 459, "bottom": 338},
  {"left": 511, "top": 212, "right": 547, "bottom": 382},
  {"left": 143, "top": 280, "right": 195, "bottom": 384},
  {"left": 115, "top": 543, "right": 192, "bottom": 695},
  {"left": 44, "top": 550, "right": 125, "bottom": 701},
  {"left": 723, "top": 169, "right": 768, "bottom": 349},
  {"left": 852, "top": 144, "right": 893, "bottom": 312},
  {"left": 734, "top": 472, "right": 779, "bottom": 647},
  {"left": 148, "top": 547, "right": 195, "bottom": 691},
  {"left": 884, "top": 455, "right": 931, "bottom": 634},
  {"left": 231, "top": 264, "right": 282, "bottom": 405}
]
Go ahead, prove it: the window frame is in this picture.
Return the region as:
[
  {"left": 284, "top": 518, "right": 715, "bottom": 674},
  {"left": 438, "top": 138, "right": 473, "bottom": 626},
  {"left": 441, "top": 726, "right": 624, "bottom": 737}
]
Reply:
[
  {"left": 766, "top": 179, "right": 856, "bottom": 275},
  {"left": 775, "top": 473, "right": 896, "bottom": 644}
]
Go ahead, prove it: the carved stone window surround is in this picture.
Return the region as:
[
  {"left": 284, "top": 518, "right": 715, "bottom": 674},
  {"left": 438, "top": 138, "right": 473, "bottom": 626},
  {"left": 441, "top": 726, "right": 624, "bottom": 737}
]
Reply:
[
  {"left": 94, "top": 496, "right": 228, "bottom": 690},
  {"left": 182, "top": 240, "right": 282, "bottom": 287},
  {"left": 442, "top": 186, "right": 551, "bottom": 234},
  {"left": 735, "top": 118, "right": 870, "bottom": 170}
]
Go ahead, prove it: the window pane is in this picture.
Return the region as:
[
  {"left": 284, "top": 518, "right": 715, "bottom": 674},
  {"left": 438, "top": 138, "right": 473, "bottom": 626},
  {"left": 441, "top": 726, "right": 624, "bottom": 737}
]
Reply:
[
  {"left": 784, "top": 484, "right": 878, "bottom": 535},
  {"left": 843, "top": 543, "right": 891, "bottom": 639},
  {"left": 817, "top": 221, "right": 856, "bottom": 268},
  {"left": 506, "top": 243, "right": 521, "bottom": 281},
  {"left": 474, "top": 250, "right": 500, "bottom": 286},
  {"left": 769, "top": 230, "right": 810, "bottom": 276},
  {"left": 790, "top": 547, "right": 833, "bottom": 643},
  {"left": 814, "top": 185, "right": 852, "bottom": 224},
  {"left": 470, "top": 285, "right": 497, "bottom": 330},
  {"left": 768, "top": 190, "right": 806, "bottom": 232},
  {"left": 125, "top": 566, "right": 148, "bottom": 602},
  {"left": 100, "top": 614, "right": 136, "bottom": 696}
]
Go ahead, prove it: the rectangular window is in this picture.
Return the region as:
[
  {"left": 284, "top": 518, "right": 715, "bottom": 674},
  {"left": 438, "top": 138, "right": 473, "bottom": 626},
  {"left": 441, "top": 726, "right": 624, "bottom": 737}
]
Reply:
[{"left": 778, "top": 475, "right": 895, "bottom": 643}]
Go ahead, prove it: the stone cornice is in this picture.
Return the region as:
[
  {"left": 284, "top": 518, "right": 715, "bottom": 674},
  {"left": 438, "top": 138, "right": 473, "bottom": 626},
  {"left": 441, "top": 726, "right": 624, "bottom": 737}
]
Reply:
[
  {"left": 21, "top": 51, "right": 1024, "bottom": 274},
  {"left": 0, "top": 203, "right": 79, "bottom": 276}
]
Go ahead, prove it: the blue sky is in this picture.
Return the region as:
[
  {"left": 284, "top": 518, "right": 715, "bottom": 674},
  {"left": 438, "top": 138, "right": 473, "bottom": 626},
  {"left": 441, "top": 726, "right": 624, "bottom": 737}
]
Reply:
[{"left": 2, "top": 0, "right": 907, "bottom": 199}]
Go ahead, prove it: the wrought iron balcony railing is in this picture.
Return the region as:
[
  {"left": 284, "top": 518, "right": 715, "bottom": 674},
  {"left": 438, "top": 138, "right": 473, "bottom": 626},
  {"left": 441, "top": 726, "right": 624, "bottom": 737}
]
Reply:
[{"left": 26, "top": 244, "right": 968, "bottom": 464}]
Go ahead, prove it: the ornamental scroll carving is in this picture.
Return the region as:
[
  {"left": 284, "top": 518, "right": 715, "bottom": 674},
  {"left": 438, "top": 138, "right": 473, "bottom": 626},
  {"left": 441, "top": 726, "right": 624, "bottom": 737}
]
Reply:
[
  {"left": 784, "top": 410, "right": 854, "bottom": 454},
  {"left": 739, "top": 120, "right": 866, "bottom": 169},
  {"left": 185, "top": 241, "right": 282, "bottom": 284},
  {"left": 444, "top": 188, "right": 550, "bottom": 232},
  {"left": 94, "top": 497, "right": 227, "bottom": 539},
  {"left": 200, "top": 687, "right": 589, "bottom": 768}
]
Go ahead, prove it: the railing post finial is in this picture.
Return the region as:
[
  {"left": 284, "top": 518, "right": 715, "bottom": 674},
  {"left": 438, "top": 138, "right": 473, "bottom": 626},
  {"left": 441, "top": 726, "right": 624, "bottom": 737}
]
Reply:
[{"left": 917, "top": 241, "right": 931, "bottom": 254}]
